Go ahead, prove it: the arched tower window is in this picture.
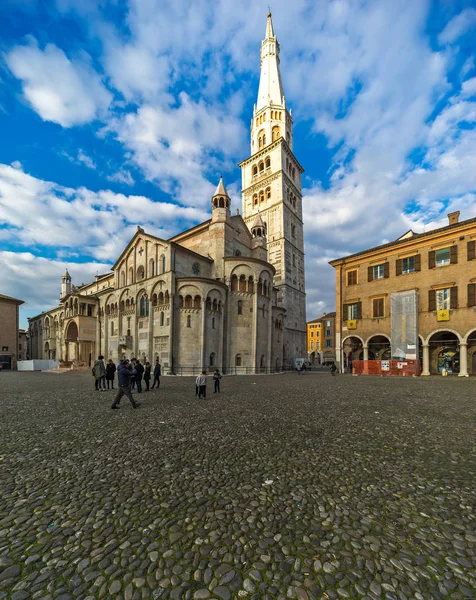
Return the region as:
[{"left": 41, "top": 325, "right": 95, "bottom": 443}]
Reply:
[
  {"left": 237, "top": 300, "right": 243, "bottom": 315},
  {"left": 265, "top": 156, "right": 271, "bottom": 169},
  {"left": 272, "top": 126, "right": 280, "bottom": 141},
  {"left": 139, "top": 295, "right": 149, "bottom": 317},
  {"left": 160, "top": 311, "right": 164, "bottom": 326},
  {"left": 235, "top": 354, "right": 242, "bottom": 367},
  {"left": 187, "top": 315, "right": 191, "bottom": 328}
]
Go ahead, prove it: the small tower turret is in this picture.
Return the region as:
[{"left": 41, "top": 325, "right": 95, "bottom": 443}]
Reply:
[
  {"left": 211, "top": 176, "right": 231, "bottom": 223},
  {"left": 251, "top": 213, "right": 267, "bottom": 260},
  {"left": 61, "top": 268, "right": 72, "bottom": 300}
]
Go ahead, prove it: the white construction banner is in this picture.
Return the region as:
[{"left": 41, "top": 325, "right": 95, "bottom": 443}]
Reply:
[{"left": 391, "top": 290, "right": 419, "bottom": 360}]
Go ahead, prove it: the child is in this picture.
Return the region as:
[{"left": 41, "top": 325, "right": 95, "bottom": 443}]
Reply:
[
  {"left": 213, "top": 369, "right": 222, "bottom": 393},
  {"left": 195, "top": 371, "right": 207, "bottom": 399}
]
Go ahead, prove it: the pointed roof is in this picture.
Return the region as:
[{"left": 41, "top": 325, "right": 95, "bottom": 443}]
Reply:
[
  {"left": 252, "top": 212, "right": 266, "bottom": 229},
  {"left": 62, "top": 268, "right": 71, "bottom": 279},
  {"left": 257, "top": 12, "right": 285, "bottom": 111},
  {"left": 213, "top": 176, "right": 229, "bottom": 197},
  {"left": 265, "top": 11, "right": 275, "bottom": 38}
]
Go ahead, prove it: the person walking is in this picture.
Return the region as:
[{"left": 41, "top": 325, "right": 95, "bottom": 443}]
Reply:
[
  {"left": 134, "top": 359, "right": 144, "bottom": 393},
  {"left": 144, "top": 361, "right": 151, "bottom": 391},
  {"left": 151, "top": 359, "right": 161, "bottom": 389},
  {"left": 330, "top": 362, "right": 337, "bottom": 376},
  {"left": 196, "top": 371, "right": 207, "bottom": 399},
  {"left": 93, "top": 355, "right": 106, "bottom": 391},
  {"left": 106, "top": 359, "right": 116, "bottom": 390},
  {"left": 111, "top": 359, "right": 141, "bottom": 409},
  {"left": 213, "top": 369, "right": 222, "bottom": 393}
]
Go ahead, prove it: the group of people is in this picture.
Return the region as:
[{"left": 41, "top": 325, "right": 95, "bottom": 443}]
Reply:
[
  {"left": 92, "top": 355, "right": 222, "bottom": 409},
  {"left": 93, "top": 356, "right": 161, "bottom": 394},
  {"left": 195, "top": 369, "right": 222, "bottom": 399}
]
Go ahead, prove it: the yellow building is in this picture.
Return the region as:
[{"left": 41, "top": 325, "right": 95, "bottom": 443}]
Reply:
[
  {"left": 307, "top": 318, "right": 322, "bottom": 362},
  {"left": 330, "top": 211, "right": 476, "bottom": 376}
]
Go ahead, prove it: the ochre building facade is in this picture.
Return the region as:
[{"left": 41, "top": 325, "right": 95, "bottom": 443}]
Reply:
[
  {"left": 28, "top": 14, "right": 307, "bottom": 373},
  {"left": 0, "top": 293, "right": 24, "bottom": 370},
  {"left": 330, "top": 212, "right": 476, "bottom": 376}
]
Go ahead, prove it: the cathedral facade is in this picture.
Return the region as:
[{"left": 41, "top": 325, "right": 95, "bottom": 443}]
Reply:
[{"left": 29, "top": 14, "right": 307, "bottom": 373}]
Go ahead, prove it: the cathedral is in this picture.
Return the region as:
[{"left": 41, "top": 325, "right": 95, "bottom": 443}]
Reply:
[{"left": 29, "top": 14, "right": 307, "bottom": 373}]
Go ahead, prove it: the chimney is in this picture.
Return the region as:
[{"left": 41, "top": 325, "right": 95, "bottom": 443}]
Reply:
[{"left": 448, "top": 211, "right": 460, "bottom": 225}]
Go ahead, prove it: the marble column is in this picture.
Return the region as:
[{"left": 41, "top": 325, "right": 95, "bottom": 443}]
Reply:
[
  {"left": 458, "top": 342, "right": 469, "bottom": 377},
  {"left": 421, "top": 343, "right": 430, "bottom": 376},
  {"left": 200, "top": 299, "right": 207, "bottom": 371},
  {"left": 363, "top": 345, "right": 369, "bottom": 361}
]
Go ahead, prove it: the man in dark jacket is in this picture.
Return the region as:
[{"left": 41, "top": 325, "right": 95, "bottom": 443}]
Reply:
[
  {"left": 111, "top": 360, "right": 141, "bottom": 409},
  {"left": 151, "top": 359, "right": 161, "bottom": 389},
  {"left": 134, "top": 359, "right": 144, "bottom": 393}
]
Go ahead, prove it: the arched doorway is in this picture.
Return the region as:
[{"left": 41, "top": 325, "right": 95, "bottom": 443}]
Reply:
[
  {"left": 428, "top": 331, "right": 460, "bottom": 374},
  {"left": 65, "top": 321, "right": 79, "bottom": 361},
  {"left": 368, "top": 335, "right": 391, "bottom": 360},
  {"left": 342, "top": 336, "right": 363, "bottom": 372}
]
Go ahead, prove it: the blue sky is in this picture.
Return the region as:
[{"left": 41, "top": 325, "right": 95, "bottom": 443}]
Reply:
[{"left": 1, "top": 0, "right": 475, "bottom": 330}]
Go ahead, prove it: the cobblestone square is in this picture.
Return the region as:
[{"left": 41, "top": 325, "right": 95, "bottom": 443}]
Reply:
[{"left": 1, "top": 371, "right": 475, "bottom": 600}]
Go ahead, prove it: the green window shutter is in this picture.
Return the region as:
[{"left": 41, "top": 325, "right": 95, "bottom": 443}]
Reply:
[
  {"left": 428, "top": 251, "right": 435, "bottom": 269},
  {"left": 414, "top": 254, "right": 421, "bottom": 272},
  {"left": 396, "top": 259, "right": 402, "bottom": 276},
  {"left": 467, "top": 284, "right": 476, "bottom": 308},
  {"left": 467, "top": 241, "right": 475, "bottom": 261},
  {"left": 368, "top": 266, "right": 373, "bottom": 282},
  {"left": 356, "top": 302, "right": 362, "bottom": 320},
  {"left": 383, "top": 262, "right": 390, "bottom": 278},
  {"left": 428, "top": 290, "right": 436, "bottom": 311},
  {"left": 450, "top": 286, "right": 458, "bottom": 309},
  {"left": 450, "top": 245, "right": 458, "bottom": 264}
]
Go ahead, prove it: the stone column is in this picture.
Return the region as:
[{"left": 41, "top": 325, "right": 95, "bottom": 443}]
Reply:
[
  {"left": 167, "top": 293, "right": 175, "bottom": 374},
  {"left": 458, "top": 342, "right": 469, "bottom": 377},
  {"left": 267, "top": 299, "right": 272, "bottom": 372},
  {"left": 78, "top": 341, "right": 82, "bottom": 363},
  {"left": 200, "top": 299, "right": 207, "bottom": 371},
  {"left": 218, "top": 304, "right": 224, "bottom": 371},
  {"left": 363, "top": 345, "right": 369, "bottom": 361},
  {"left": 252, "top": 282, "right": 258, "bottom": 373},
  {"left": 421, "top": 343, "right": 430, "bottom": 376}
]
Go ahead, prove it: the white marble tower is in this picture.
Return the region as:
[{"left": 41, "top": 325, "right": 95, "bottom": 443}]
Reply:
[{"left": 240, "top": 12, "right": 307, "bottom": 367}]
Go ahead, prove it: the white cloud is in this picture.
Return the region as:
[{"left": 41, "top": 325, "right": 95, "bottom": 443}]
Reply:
[
  {"left": 0, "top": 163, "right": 209, "bottom": 262},
  {"left": 0, "top": 250, "right": 111, "bottom": 313},
  {"left": 62, "top": 149, "right": 97, "bottom": 169},
  {"left": 106, "top": 169, "right": 135, "bottom": 186},
  {"left": 108, "top": 93, "right": 246, "bottom": 206},
  {"left": 6, "top": 41, "right": 112, "bottom": 127},
  {"left": 438, "top": 8, "right": 476, "bottom": 45}
]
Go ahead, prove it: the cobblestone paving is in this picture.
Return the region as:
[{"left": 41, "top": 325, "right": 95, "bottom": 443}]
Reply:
[{"left": 1, "top": 371, "right": 475, "bottom": 600}]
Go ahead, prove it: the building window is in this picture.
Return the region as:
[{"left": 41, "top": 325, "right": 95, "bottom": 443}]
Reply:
[
  {"left": 436, "top": 288, "right": 450, "bottom": 310},
  {"left": 373, "top": 264, "right": 385, "bottom": 280},
  {"left": 212, "top": 317, "right": 215, "bottom": 329},
  {"left": 139, "top": 295, "right": 149, "bottom": 317},
  {"left": 310, "top": 331, "right": 314, "bottom": 337},
  {"left": 402, "top": 256, "right": 415, "bottom": 273},
  {"left": 326, "top": 329, "right": 332, "bottom": 336},
  {"left": 372, "top": 297, "right": 384, "bottom": 318},
  {"left": 235, "top": 354, "right": 242, "bottom": 367},
  {"left": 187, "top": 315, "right": 191, "bottom": 328},
  {"left": 347, "top": 270, "right": 357, "bottom": 286},
  {"left": 237, "top": 301, "right": 243, "bottom": 315},
  {"left": 2, "top": 346, "right": 8, "bottom": 352},
  {"left": 111, "top": 321, "right": 115, "bottom": 335},
  {"left": 348, "top": 303, "right": 359, "bottom": 320},
  {"left": 436, "top": 247, "right": 451, "bottom": 267},
  {"left": 325, "top": 340, "right": 331, "bottom": 348},
  {"left": 326, "top": 320, "right": 331, "bottom": 326},
  {"left": 209, "top": 352, "right": 215, "bottom": 366}
]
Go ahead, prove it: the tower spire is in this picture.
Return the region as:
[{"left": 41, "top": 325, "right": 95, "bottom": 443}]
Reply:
[{"left": 256, "top": 11, "right": 284, "bottom": 111}]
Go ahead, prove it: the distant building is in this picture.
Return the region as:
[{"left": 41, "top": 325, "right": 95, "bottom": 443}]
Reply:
[
  {"left": 307, "top": 312, "right": 336, "bottom": 364},
  {"left": 18, "top": 329, "right": 28, "bottom": 360},
  {"left": 0, "top": 293, "right": 24, "bottom": 370},
  {"left": 330, "top": 211, "right": 476, "bottom": 376}
]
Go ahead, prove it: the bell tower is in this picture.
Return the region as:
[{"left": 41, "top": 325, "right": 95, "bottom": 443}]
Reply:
[
  {"left": 240, "top": 12, "right": 306, "bottom": 367},
  {"left": 61, "top": 268, "right": 72, "bottom": 300}
]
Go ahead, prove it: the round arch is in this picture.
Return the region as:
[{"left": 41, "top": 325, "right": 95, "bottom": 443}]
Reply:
[
  {"left": 367, "top": 334, "right": 391, "bottom": 360},
  {"left": 423, "top": 328, "right": 462, "bottom": 346},
  {"left": 65, "top": 321, "right": 79, "bottom": 342},
  {"left": 463, "top": 327, "right": 476, "bottom": 344},
  {"left": 427, "top": 330, "right": 461, "bottom": 374}
]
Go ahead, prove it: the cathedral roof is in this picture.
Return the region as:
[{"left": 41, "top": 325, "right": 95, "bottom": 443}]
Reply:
[
  {"left": 257, "top": 11, "right": 285, "bottom": 110},
  {"left": 252, "top": 212, "right": 266, "bottom": 229},
  {"left": 62, "top": 268, "right": 71, "bottom": 278}
]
